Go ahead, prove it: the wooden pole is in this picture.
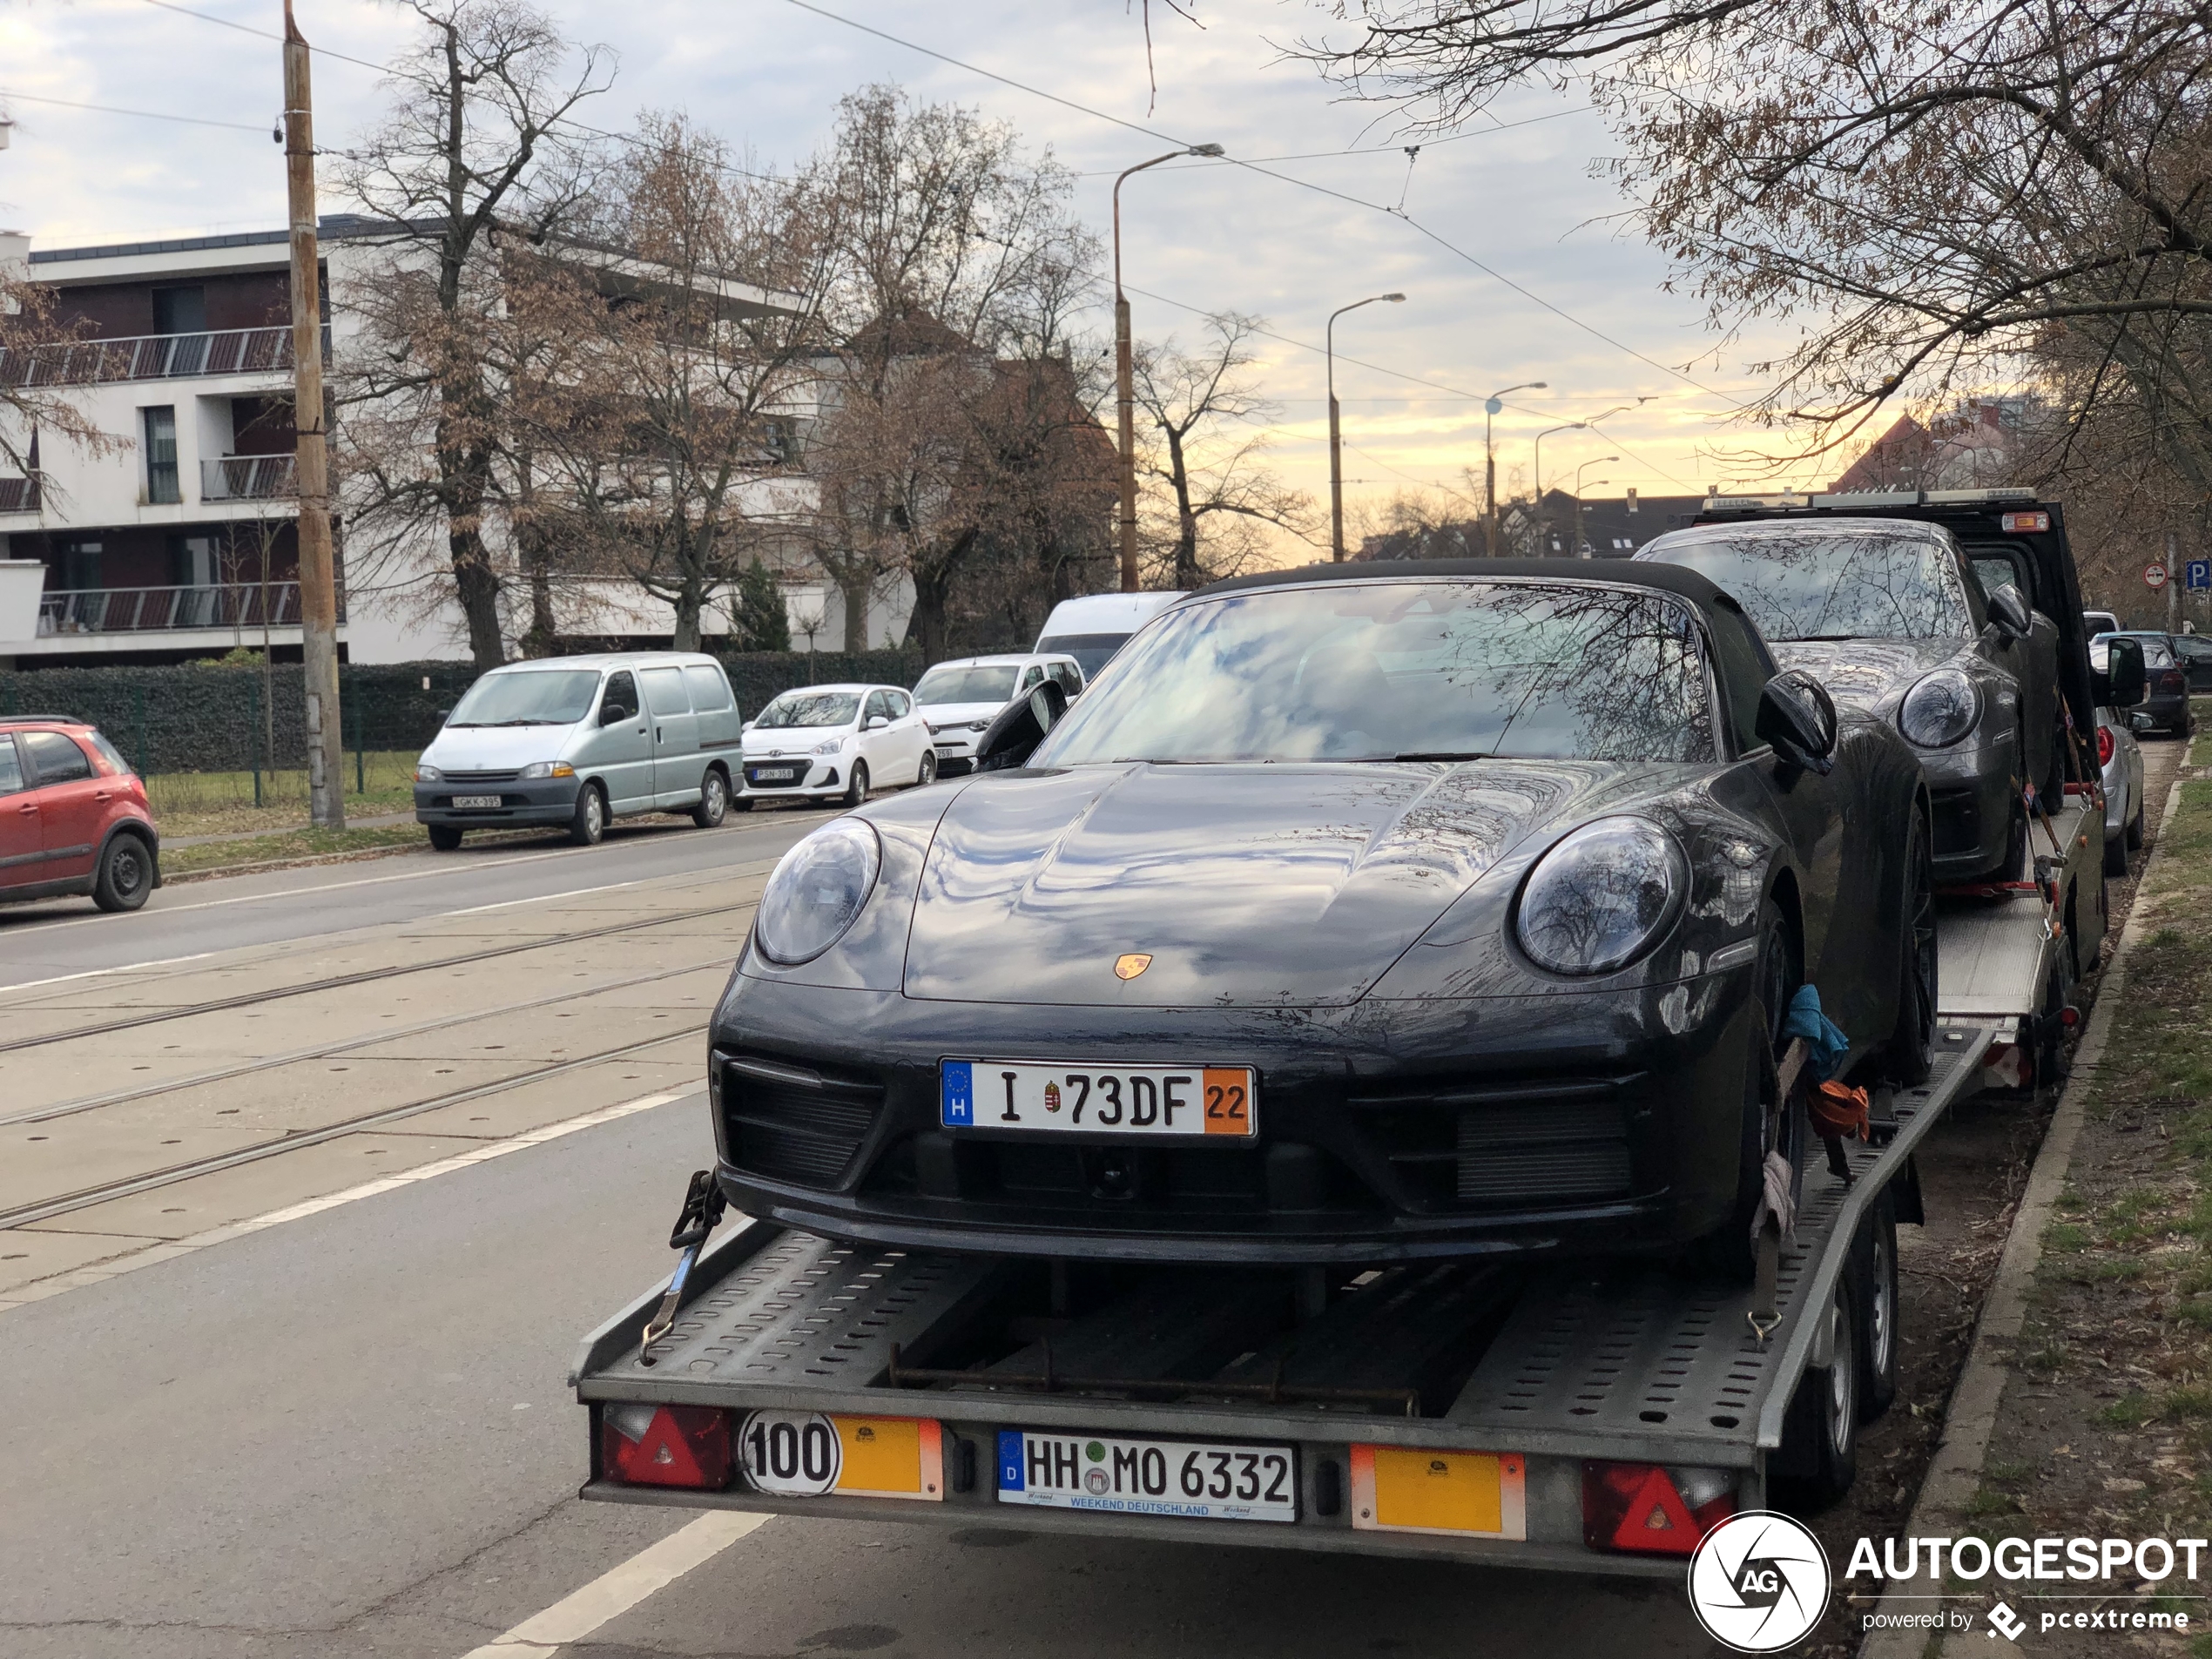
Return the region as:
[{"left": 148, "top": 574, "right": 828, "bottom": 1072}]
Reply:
[{"left": 286, "top": 0, "right": 344, "bottom": 828}]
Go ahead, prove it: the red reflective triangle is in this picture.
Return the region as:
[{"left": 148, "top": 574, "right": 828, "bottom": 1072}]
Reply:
[
  {"left": 627, "top": 1407, "right": 711, "bottom": 1487},
  {"left": 1610, "top": 1465, "right": 1699, "bottom": 1554}
]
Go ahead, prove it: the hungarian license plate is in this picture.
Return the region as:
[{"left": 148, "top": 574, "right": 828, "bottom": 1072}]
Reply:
[
  {"left": 750, "top": 767, "right": 798, "bottom": 783},
  {"left": 450, "top": 794, "right": 502, "bottom": 809},
  {"left": 997, "top": 1430, "right": 1295, "bottom": 1523},
  {"left": 940, "top": 1062, "right": 1255, "bottom": 1137}
]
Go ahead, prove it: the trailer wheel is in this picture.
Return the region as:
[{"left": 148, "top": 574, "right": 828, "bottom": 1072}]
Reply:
[
  {"left": 1853, "top": 1190, "right": 1899, "bottom": 1420},
  {"left": 1777, "top": 1277, "right": 1860, "bottom": 1512}
]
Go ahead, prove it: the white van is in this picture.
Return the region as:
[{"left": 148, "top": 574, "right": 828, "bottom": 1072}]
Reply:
[
  {"left": 1034, "top": 590, "right": 1184, "bottom": 680},
  {"left": 413, "top": 652, "right": 742, "bottom": 849}
]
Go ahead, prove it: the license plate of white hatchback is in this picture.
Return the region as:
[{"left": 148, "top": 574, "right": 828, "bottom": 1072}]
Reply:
[
  {"left": 997, "top": 1430, "right": 1296, "bottom": 1522},
  {"left": 940, "top": 1061, "right": 1255, "bottom": 1138}
]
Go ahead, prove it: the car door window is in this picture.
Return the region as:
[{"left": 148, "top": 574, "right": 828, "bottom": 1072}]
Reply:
[
  {"left": 21, "top": 730, "right": 91, "bottom": 784},
  {"left": 862, "top": 691, "right": 893, "bottom": 727},
  {"left": 887, "top": 691, "right": 913, "bottom": 718},
  {"left": 640, "top": 666, "right": 691, "bottom": 716},
  {"left": 601, "top": 671, "right": 639, "bottom": 721},
  {"left": 1049, "top": 662, "right": 1082, "bottom": 698},
  {"left": 0, "top": 736, "right": 24, "bottom": 795},
  {"left": 682, "top": 664, "right": 732, "bottom": 711},
  {"left": 1020, "top": 665, "right": 1043, "bottom": 691}
]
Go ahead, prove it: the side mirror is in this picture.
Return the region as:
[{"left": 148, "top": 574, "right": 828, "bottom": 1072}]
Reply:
[
  {"left": 1986, "top": 584, "right": 2033, "bottom": 639},
  {"left": 974, "top": 681, "right": 1069, "bottom": 772},
  {"left": 864, "top": 715, "right": 888, "bottom": 732},
  {"left": 2096, "top": 635, "right": 2148, "bottom": 708},
  {"left": 600, "top": 703, "right": 630, "bottom": 727},
  {"left": 1756, "top": 670, "right": 1839, "bottom": 775},
  {"left": 740, "top": 719, "right": 754, "bottom": 734},
  {"left": 2131, "top": 709, "right": 2155, "bottom": 732}
]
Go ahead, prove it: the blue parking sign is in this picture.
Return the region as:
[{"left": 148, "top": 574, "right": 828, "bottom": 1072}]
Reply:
[{"left": 2188, "top": 559, "right": 2211, "bottom": 591}]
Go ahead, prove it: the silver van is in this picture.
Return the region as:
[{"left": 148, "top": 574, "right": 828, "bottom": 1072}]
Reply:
[{"left": 413, "top": 652, "right": 743, "bottom": 850}]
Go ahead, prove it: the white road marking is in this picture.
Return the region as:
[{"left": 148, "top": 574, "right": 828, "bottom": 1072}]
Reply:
[
  {"left": 0, "top": 1089, "right": 691, "bottom": 1313},
  {"left": 458, "top": 1510, "right": 770, "bottom": 1658}
]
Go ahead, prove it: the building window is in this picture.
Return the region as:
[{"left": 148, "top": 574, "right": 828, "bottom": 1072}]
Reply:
[
  {"left": 152, "top": 286, "right": 206, "bottom": 335},
  {"left": 143, "top": 406, "right": 180, "bottom": 503},
  {"left": 60, "top": 539, "right": 103, "bottom": 590}
]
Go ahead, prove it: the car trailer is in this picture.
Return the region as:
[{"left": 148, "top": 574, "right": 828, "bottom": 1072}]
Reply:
[{"left": 570, "top": 797, "right": 2102, "bottom": 1576}]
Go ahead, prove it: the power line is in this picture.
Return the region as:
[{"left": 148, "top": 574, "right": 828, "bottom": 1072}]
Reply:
[
  {"left": 1066, "top": 110, "right": 1581, "bottom": 175},
  {"left": 781, "top": 0, "right": 1748, "bottom": 408},
  {"left": 0, "top": 88, "right": 271, "bottom": 134}
]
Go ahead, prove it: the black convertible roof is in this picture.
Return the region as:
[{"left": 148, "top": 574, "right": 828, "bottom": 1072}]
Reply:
[{"left": 1189, "top": 556, "right": 1740, "bottom": 614}]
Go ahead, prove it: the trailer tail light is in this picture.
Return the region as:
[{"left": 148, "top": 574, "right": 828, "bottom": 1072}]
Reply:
[
  {"left": 1581, "top": 1462, "right": 1735, "bottom": 1554},
  {"left": 2097, "top": 725, "right": 2115, "bottom": 767},
  {"left": 2000, "top": 510, "right": 2050, "bottom": 533},
  {"left": 601, "top": 1403, "right": 733, "bottom": 1490}
]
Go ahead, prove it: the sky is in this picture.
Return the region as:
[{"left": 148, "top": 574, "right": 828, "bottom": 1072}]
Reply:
[{"left": 0, "top": 0, "right": 1837, "bottom": 560}]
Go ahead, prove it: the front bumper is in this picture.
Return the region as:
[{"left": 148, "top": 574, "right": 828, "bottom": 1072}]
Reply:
[
  {"left": 739, "top": 758, "right": 843, "bottom": 799},
  {"left": 415, "top": 778, "right": 581, "bottom": 827},
  {"left": 2143, "top": 691, "right": 2189, "bottom": 730},
  {"left": 705, "top": 968, "right": 1762, "bottom": 1265},
  {"left": 1919, "top": 739, "right": 2019, "bottom": 880}
]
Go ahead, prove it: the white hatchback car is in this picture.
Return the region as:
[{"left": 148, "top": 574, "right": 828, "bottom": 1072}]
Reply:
[
  {"left": 914, "top": 653, "right": 1083, "bottom": 777},
  {"left": 736, "top": 684, "right": 934, "bottom": 809}
]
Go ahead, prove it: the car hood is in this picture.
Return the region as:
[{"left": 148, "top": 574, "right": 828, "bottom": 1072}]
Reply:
[
  {"left": 1770, "top": 637, "right": 1966, "bottom": 713},
  {"left": 919, "top": 701, "right": 1008, "bottom": 729},
  {"left": 422, "top": 724, "right": 577, "bottom": 770},
  {"left": 901, "top": 759, "right": 1662, "bottom": 1007}
]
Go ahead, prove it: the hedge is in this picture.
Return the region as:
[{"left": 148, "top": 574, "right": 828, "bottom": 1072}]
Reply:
[{"left": 0, "top": 646, "right": 990, "bottom": 775}]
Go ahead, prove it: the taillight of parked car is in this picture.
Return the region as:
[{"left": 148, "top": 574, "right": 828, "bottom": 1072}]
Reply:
[
  {"left": 2162, "top": 670, "right": 2187, "bottom": 693},
  {"left": 1581, "top": 1461, "right": 1736, "bottom": 1554},
  {"left": 2098, "top": 726, "right": 2115, "bottom": 767}
]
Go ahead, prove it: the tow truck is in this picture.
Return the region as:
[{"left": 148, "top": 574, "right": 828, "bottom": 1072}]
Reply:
[{"left": 569, "top": 489, "right": 2113, "bottom": 1575}]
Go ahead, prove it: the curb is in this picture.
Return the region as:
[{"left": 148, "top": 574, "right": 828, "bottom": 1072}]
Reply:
[{"left": 1858, "top": 756, "right": 2192, "bottom": 1658}]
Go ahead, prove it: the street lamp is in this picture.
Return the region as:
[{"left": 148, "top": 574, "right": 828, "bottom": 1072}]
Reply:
[
  {"left": 1574, "top": 456, "right": 1618, "bottom": 558},
  {"left": 1327, "top": 292, "right": 1406, "bottom": 562},
  {"left": 1484, "top": 381, "right": 1547, "bottom": 556},
  {"left": 1115, "top": 143, "right": 1225, "bottom": 592},
  {"left": 1531, "top": 421, "right": 1584, "bottom": 553}
]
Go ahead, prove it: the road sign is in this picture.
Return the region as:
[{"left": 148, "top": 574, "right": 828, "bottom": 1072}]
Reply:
[
  {"left": 2145, "top": 563, "right": 2170, "bottom": 590},
  {"left": 2188, "top": 560, "right": 2211, "bottom": 591}
]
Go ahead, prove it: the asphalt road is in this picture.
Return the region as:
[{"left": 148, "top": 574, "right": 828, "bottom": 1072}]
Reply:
[{"left": 0, "top": 805, "right": 836, "bottom": 991}]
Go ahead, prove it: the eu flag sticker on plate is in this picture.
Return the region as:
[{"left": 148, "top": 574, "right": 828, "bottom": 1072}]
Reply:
[{"left": 941, "top": 1062, "right": 974, "bottom": 1127}]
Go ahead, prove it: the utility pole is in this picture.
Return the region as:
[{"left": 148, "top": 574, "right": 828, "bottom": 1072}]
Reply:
[
  {"left": 2168, "top": 529, "right": 2182, "bottom": 635},
  {"left": 285, "top": 0, "right": 343, "bottom": 827}
]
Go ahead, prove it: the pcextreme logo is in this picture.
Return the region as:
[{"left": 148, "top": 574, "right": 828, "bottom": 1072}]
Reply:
[{"left": 1687, "top": 1511, "right": 1832, "bottom": 1652}]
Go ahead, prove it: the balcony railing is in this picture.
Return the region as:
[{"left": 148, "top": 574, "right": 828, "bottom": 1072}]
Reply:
[
  {"left": 0, "top": 325, "right": 330, "bottom": 388},
  {"left": 0, "top": 475, "right": 38, "bottom": 513},
  {"left": 35, "top": 583, "right": 343, "bottom": 636},
  {"left": 200, "top": 455, "right": 298, "bottom": 501}
]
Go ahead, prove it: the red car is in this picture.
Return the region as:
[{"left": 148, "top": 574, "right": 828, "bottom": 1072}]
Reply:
[{"left": 0, "top": 716, "right": 161, "bottom": 912}]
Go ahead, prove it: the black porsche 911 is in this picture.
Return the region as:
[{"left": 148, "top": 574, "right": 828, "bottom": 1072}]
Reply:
[{"left": 707, "top": 561, "right": 1935, "bottom": 1271}]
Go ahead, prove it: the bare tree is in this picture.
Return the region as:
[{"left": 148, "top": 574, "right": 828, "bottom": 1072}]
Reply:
[
  {"left": 0, "top": 262, "right": 124, "bottom": 495},
  {"left": 1131, "top": 314, "right": 1320, "bottom": 586},
  {"left": 332, "top": 0, "right": 613, "bottom": 669}
]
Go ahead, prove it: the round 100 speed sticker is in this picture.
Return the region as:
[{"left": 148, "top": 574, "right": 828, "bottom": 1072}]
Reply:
[{"left": 739, "top": 1410, "right": 843, "bottom": 1495}]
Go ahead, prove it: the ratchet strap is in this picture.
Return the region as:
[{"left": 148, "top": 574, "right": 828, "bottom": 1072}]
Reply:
[
  {"left": 638, "top": 1170, "right": 727, "bottom": 1366},
  {"left": 1749, "top": 1037, "right": 1809, "bottom": 1345}
]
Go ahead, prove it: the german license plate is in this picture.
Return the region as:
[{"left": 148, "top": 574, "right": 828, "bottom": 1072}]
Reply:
[
  {"left": 750, "top": 767, "right": 797, "bottom": 783},
  {"left": 997, "top": 1430, "right": 1295, "bottom": 1522},
  {"left": 940, "top": 1062, "right": 1255, "bottom": 1137},
  {"left": 450, "top": 795, "right": 502, "bottom": 809}
]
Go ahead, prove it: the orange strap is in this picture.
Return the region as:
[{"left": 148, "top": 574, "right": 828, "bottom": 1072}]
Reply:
[{"left": 1809, "top": 1079, "right": 1870, "bottom": 1142}]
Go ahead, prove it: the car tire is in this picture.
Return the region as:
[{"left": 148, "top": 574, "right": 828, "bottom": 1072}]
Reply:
[
  {"left": 1853, "top": 1190, "right": 1900, "bottom": 1420},
  {"left": 569, "top": 782, "right": 607, "bottom": 846},
  {"left": 427, "top": 825, "right": 464, "bottom": 852},
  {"left": 691, "top": 767, "right": 729, "bottom": 828},
  {"left": 91, "top": 833, "right": 154, "bottom": 912},
  {"left": 2104, "top": 825, "right": 2128, "bottom": 876},
  {"left": 1884, "top": 811, "right": 1935, "bottom": 1087},
  {"left": 1689, "top": 901, "right": 1799, "bottom": 1283},
  {"left": 915, "top": 750, "right": 937, "bottom": 787},
  {"left": 842, "top": 760, "right": 869, "bottom": 809},
  {"left": 2128, "top": 791, "right": 2146, "bottom": 850},
  {"left": 1775, "top": 1277, "right": 1861, "bottom": 1513}
]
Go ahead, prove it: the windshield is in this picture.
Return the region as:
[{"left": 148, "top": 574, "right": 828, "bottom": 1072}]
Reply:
[
  {"left": 1648, "top": 533, "right": 1968, "bottom": 641},
  {"left": 448, "top": 669, "right": 604, "bottom": 726},
  {"left": 1036, "top": 633, "right": 1128, "bottom": 680},
  {"left": 753, "top": 691, "right": 859, "bottom": 729},
  {"left": 914, "top": 664, "right": 1020, "bottom": 705},
  {"left": 1031, "top": 581, "right": 1714, "bottom": 766}
]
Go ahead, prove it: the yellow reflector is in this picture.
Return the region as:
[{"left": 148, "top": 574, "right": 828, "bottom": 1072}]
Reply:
[
  {"left": 832, "top": 1416, "right": 943, "bottom": 1501},
  {"left": 1350, "top": 1445, "right": 1527, "bottom": 1540}
]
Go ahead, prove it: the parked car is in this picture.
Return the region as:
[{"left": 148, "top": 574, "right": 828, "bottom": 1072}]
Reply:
[
  {"left": 736, "top": 684, "right": 933, "bottom": 809},
  {"left": 414, "top": 652, "right": 743, "bottom": 850},
  {"left": 1034, "top": 591, "right": 1184, "bottom": 680},
  {"left": 2171, "top": 631, "right": 2212, "bottom": 693},
  {"left": 0, "top": 715, "right": 160, "bottom": 911},
  {"left": 1638, "top": 517, "right": 2060, "bottom": 882},
  {"left": 2095, "top": 631, "right": 2194, "bottom": 736},
  {"left": 914, "top": 653, "right": 1083, "bottom": 777},
  {"left": 2088, "top": 635, "right": 2149, "bottom": 875},
  {"left": 711, "top": 560, "right": 1932, "bottom": 1275}
]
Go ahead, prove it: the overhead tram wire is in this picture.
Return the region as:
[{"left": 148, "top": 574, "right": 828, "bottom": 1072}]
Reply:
[
  {"left": 780, "top": 0, "right": 1750, "bottom": 409},
  {"left": 0, "top": 89, "right": 273, "bottom": 133}
]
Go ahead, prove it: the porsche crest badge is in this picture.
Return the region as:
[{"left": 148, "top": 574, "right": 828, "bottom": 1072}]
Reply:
[{"left": 1113, "top": 953, "right": 1153, "bottom": 981}]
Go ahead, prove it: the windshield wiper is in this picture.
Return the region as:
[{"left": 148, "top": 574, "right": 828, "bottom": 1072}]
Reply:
[
  {"left": 1789, "top": 633, "right": 1876, "bottom": 642},
  {"left": 1393, "top": 751, "right": 1490, "bottom": 762}
]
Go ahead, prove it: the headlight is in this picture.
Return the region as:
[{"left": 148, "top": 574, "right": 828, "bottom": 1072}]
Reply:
[
  {"left": 813, "top": 736, "right": 846, "bottom": 756},
  {"left": 968, "top": 720, "right": 989, "bottom": 732},
  {"left": 415, "top": 763, "right": 442, "bottom": 784},
  {"left": 519, "top": 761, "right": 575, "bottom": 780},
  {"left": 1898, "top": 669, "right": 1979, "bottom": 748},
  {"left": 755, "top": 819, "right": 882, "bottom": 964},
  {"left": 1514, "top": 817, "right": 1688, "bottom": 976}
]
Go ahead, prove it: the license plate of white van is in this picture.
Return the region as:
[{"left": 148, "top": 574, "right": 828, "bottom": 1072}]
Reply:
[{"left": 450, "top": 794, "right": 502, "bottom": 808}]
